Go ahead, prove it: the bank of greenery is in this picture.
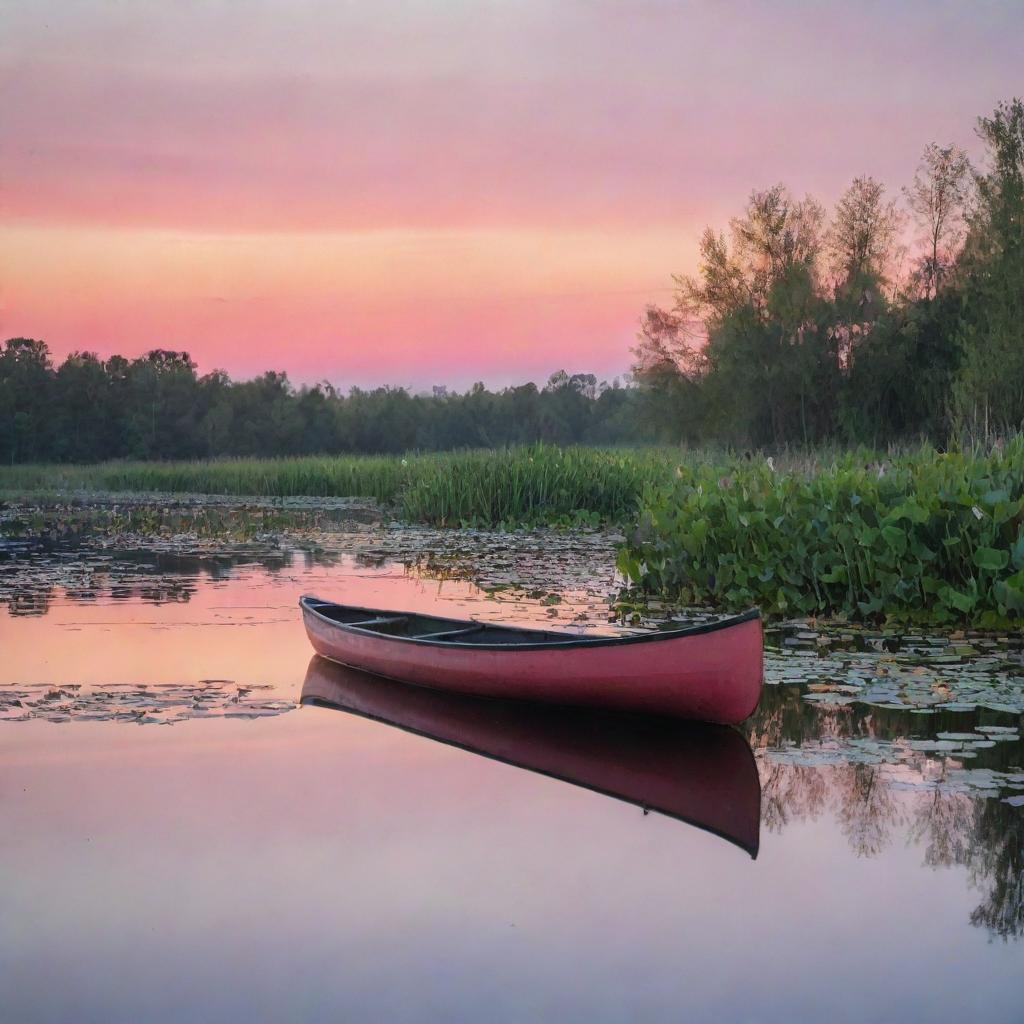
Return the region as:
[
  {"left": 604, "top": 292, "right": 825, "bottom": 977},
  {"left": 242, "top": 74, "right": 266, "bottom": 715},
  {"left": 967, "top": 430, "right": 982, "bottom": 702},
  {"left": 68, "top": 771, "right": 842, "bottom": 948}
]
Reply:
[
  {"left": 5, "top": 443, "right": 1024, "bottom": 623},
  {"left": 0, "top": 446, "right": 678, "bottom": 527},
  {"left": 619, "top": 440, "right": 1024, "bottom": 625}
]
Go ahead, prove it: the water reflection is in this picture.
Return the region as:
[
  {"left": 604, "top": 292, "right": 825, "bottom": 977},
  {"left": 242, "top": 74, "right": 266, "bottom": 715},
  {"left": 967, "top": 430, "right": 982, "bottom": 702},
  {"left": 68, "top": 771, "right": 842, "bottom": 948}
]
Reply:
[
  {"left": 749, "top": 686, "right": 1024, "bottom": 940},
  {"left": 0, "top": 546, "right": 346, "bottom": 617},
  {"left": 297, "top": 662, "right": 1024, "bottom": 939},
  {"left": 302, "top": 656, "right": 761, "bottom": 856}
]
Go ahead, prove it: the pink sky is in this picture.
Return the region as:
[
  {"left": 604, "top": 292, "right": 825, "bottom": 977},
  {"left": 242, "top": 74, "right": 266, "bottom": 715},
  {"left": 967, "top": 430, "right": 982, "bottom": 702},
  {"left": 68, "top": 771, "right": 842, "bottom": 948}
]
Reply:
[{"left": 2, "top": 1, "right": 1021, "bottom": 389}]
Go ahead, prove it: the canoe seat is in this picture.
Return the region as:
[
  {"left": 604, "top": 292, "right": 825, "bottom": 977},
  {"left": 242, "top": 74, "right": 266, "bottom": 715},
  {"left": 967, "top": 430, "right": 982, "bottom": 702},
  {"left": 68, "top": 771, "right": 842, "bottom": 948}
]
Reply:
[{"left": 416, "top": 625, "right": 485, "bottom": 641}]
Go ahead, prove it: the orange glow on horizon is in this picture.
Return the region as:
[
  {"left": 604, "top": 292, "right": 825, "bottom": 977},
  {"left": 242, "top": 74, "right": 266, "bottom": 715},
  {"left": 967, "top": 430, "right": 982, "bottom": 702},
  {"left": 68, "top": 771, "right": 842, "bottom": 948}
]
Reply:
[{"left": 3, "top": 225, "right": 693, "bottom": 387}]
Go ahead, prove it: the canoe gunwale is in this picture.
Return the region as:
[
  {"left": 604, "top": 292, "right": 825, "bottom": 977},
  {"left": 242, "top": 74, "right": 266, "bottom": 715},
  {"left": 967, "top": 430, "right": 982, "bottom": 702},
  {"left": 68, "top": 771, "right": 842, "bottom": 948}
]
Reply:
[{"left": 300, "top": 595, "right": 761, "bottom": 651}]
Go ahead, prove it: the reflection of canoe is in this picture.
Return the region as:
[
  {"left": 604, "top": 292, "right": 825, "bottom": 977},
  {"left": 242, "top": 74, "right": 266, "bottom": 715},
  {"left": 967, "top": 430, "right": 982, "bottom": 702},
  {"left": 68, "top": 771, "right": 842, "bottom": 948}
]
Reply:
[
  {"left": 300, "top": 596, "right": 763, "bottom": 725},
  {"left": 301, "top": 656, "right": 762, "bottom": 857}
]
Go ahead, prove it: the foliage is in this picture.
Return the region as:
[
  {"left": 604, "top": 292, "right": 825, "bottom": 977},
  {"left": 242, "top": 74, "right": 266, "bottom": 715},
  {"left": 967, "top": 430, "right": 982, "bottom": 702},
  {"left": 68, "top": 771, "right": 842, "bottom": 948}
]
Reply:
[
  {"left": 399, "top": 446, "right": 676, "bottom": 527},
  {"left": 619, "top": 440, "right": 1024, "bottom": 625},
  {"left": 953, "top": 98, "right": 1024, "bottom": 437},
  {"left": 0, "top": 346, "right": 646, "bottom": 465},
  {"left": 0, "top": 445, "right": 681, "bottom": 528},
  {"left": 633, "top": 97, "right": 1023, "bottom": 451}
]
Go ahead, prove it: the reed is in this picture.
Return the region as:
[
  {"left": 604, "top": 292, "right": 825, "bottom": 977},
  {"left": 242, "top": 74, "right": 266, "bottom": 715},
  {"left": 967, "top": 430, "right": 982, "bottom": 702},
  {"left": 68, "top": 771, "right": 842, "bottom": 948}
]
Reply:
[
  {"left": 0, "top": 446, "right": 678, "bottom": 525},
  {"left": 398, "top": 446, "right": 676, "bottom": 526},
  {"left": 0, "top": 455, "right": 412, "bottom": 503}
]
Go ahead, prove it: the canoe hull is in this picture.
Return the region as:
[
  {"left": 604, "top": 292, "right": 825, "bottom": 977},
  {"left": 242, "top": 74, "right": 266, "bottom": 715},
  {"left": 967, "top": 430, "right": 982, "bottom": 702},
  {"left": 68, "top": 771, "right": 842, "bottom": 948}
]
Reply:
[{"left": 301, "top": 601, "right": 763, "bottom": 725}]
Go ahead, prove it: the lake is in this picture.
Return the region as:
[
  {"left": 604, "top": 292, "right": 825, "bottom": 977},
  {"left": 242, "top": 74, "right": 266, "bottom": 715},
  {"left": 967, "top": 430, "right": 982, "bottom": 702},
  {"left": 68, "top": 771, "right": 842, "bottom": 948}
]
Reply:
[{"left": 1, "top": 504, "right": 1022, "bottom": 1023}]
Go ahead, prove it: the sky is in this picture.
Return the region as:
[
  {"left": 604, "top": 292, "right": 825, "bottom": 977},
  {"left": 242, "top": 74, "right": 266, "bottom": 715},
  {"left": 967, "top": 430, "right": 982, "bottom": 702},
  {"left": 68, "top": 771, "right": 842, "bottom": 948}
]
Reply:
[{"left": 2, "top": 1, "right": 1022, "bottom": 390}]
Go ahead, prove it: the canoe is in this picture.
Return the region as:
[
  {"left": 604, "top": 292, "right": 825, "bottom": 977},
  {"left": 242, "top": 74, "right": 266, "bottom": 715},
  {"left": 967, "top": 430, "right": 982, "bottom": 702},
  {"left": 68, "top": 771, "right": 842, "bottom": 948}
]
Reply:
[
  {"left": 300, "top": 596, "right": 763, "bottom": 725},
  {"left": 302, "top": 656, "right": 762, "bottom": 857}
]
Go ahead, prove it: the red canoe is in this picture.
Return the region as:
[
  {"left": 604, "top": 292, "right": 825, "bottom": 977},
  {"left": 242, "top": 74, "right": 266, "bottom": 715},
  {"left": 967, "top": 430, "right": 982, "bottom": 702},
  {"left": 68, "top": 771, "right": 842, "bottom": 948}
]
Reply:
[
  {"left": 302, "top": 656, "right": 762, "bottom": 857},
  {"left": 300, "top": 596, "right": 763, "bottom": 725}
]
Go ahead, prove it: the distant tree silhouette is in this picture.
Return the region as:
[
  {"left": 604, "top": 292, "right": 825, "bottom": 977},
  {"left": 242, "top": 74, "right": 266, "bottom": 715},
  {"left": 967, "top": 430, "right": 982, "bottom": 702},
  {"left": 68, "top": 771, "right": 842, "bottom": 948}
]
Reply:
[{"left": 0, "top": 338, "right": 649, "bottom": 462}]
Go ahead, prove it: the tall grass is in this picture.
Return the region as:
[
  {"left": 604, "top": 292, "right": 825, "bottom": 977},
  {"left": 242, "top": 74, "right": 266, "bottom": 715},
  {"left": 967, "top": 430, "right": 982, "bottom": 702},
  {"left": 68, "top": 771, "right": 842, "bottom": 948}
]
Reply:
[
  {"left": 0, "top": 446, "right": 680, "bottom": 525},
  {"left": 399, "top": 447, "right": 677, "bottom": 526},
  {"left": 0, "top": 455, "right": 413, "bottom": 503}
]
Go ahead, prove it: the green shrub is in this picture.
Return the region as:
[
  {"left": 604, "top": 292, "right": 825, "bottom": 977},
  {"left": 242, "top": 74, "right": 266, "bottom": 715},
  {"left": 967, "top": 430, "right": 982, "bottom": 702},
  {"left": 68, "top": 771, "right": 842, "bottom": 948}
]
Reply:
[{"left": 618, "top": 441, "right": 1024, "bottom": 625}]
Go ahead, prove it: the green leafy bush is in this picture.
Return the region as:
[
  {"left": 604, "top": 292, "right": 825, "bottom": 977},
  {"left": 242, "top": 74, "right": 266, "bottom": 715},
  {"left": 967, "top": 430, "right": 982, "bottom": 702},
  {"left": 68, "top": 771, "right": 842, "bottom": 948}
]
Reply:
[{"left": 619, "top": 441, "right": 1024, "bottom": 625}]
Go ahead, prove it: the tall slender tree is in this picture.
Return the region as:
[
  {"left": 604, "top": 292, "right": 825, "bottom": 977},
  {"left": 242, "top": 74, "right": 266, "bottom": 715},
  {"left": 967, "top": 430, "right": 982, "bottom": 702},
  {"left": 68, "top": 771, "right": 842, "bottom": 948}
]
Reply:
[{"left": 904, "top": 143, "right": 973, "bottom": 299}]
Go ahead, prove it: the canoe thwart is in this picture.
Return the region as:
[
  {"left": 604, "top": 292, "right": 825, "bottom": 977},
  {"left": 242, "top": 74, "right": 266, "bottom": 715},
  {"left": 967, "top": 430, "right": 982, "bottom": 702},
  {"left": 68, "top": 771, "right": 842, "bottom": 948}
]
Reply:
[
  {"left": 415, "top": 625, "right": 486, "bottom": 640},
  {"left": 349, "top": 615, "right": 409, "bottom": 630}
]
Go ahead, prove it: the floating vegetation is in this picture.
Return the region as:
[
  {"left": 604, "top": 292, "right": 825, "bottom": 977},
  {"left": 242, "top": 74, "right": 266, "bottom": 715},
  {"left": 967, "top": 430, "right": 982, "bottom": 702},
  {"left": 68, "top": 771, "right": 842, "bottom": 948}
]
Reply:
[
  {"left": 750, "top": 685, "right": 1023, "bottom": 803},
  {"left": 763, "top": 739, "right": 1024, "bottom": 799},
  {"left": 0, "top": 496, "right": 381, "bottom": 550},
  {"left": 0, "top": 680, "right": 296, "bottom": 725},
  {"left": 619, "top": 440, "right": 1024, "bottom": 624},
  {"left": 0, "top": 505, "right": 626, "bottom": 631},
  {"left": 762, "top": 622, "right": 1024, "bottom": 714}
]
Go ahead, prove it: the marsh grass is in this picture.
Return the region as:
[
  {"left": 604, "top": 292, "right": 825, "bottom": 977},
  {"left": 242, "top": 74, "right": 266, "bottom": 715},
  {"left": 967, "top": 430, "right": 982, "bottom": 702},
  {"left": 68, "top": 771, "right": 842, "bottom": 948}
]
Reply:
[
  {"left": 0, "top": 455, "right": 409, "bottom": 503},
  {"left": 0, "top": 446, "right": 679, "bottom": 526},
  {"left": 398, "top": 447, "right": 679, "bottom": 526}
]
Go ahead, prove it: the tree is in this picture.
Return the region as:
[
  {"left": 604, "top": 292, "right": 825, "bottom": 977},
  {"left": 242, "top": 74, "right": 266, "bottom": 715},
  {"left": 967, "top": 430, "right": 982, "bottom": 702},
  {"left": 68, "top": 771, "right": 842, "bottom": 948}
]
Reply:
[
  {"left": 954, "top": 98, "right": 1024, "bottom": 435},
  {"left": 828, "top": 176, "right": 903, "bottom": 289},
  {"left": 52, "top": 352, "right": 115, "bottom": 461},
  {"left": 904, "top": 143, "right": 973, "bottom": 299},
  {"left": 826, "top": 176, "right": 905, "bottom": 377},
  {"left": 631, "top": 304, "right": 708, "bottom": 442},
  {"left": 0, "top": 338, "right": 54, "bottom": 463},
  {"left": 636, "top": 185, "right": 834, "bottom": 445}
]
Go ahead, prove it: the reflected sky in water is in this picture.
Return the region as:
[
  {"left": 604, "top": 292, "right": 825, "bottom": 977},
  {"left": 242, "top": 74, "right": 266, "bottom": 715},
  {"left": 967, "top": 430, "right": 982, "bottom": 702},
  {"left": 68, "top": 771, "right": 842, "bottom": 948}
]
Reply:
[{"left": 1, "top": 531, "right": 1023, "bottom": 1022}]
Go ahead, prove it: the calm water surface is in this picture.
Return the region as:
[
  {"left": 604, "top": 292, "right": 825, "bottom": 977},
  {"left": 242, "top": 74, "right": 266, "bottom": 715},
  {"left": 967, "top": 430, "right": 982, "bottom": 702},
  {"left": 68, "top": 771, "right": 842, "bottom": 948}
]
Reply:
[{"left": 1, "top": 520, "right": 1022, "bottom": 1023}]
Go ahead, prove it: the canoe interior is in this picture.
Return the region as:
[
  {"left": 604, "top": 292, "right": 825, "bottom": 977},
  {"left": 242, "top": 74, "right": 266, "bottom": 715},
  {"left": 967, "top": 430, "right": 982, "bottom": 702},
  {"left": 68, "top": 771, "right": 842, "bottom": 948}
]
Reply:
[
  {"left": 302, "top": 597, "right": 761, "bottom": 649},
  {"left": 304, "top": 599, "right": 575, "bottom": 646}
]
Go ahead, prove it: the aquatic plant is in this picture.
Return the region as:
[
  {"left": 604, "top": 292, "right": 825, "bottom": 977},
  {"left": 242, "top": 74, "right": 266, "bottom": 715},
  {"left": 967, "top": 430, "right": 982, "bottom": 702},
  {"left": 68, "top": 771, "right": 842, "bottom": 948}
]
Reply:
[
  {"left": 397, "top": 446, "right": 676, "bottom": 526},
  {"left": 0, "top": 446, "right": 680, "bottom": 527},
  {"left": 618, "top": 440, "right": 1024, "bottom": 625}
]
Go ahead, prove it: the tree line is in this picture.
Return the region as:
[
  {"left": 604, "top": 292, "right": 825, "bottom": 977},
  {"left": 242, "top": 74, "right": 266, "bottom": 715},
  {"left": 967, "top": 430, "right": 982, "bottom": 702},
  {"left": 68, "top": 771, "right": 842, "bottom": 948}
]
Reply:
[
  {"left": 0, "top": 343, "right": 647, "bottom": 463},
  {"left": 633, "top": 98, "right": 1024, "bottom": 447}
]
